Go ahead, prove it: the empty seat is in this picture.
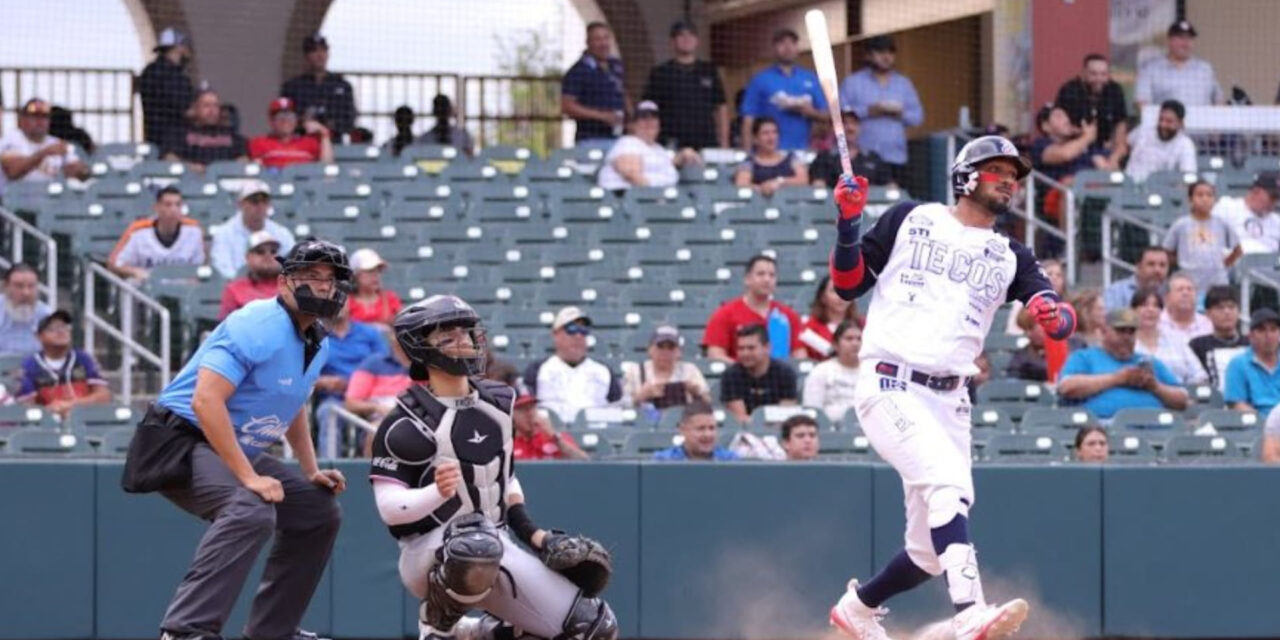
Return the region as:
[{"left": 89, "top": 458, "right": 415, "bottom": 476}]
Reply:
[
  {"left": 1162, "top": 434, "right": 1244, "bottom": 463},
  {"left": 983, "top": 433, "right": 1065, "bottom": 463},
  {"left": 0, "top": 406, "right": 61, "bottom": 429},
  {"left": 1111, "top": 408, "right": 1188, "bottom": 434},
  {"left": 1020, "top": 407, "right": 1099, "bottom": 434},
  {"left": 1194, "top": 409, "right": 1261, "bottom": 441},
  {"left": 971, "top": 405, "right": 1017, "bottom": 433},
  {"left": 1, "top": 427, "right": 92, "bottom": 456},
  {"left": 66, "top": 405, "right": 138, "bottom": 443}
]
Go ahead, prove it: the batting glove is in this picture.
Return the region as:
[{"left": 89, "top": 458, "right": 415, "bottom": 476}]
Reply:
[
  {"left": 835, "top": 174, "right": 869, "bottom": 221},
  {"left": 1027, "top": 295, "right": 1076, "bottom": 340}
]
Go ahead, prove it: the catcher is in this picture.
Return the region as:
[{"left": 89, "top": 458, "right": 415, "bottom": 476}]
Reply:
[{"left": 369, "top": 294, "right": 617, "bottom": 640}]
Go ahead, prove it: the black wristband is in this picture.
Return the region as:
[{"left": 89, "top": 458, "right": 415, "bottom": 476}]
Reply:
[{"left": 507, "top": 503, "right": 539, "bottom": 547}]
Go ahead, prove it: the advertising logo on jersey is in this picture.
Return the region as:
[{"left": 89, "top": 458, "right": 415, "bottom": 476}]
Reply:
[
  {"left": 372, "top": 456, "right": 399, "bottom": 472},
  {"left": 237, "top": 414, "right": 288, "bottom": 449}
]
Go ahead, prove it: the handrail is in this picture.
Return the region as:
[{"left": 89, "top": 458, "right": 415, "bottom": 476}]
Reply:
[
  {"left": 0, "top": 206, "right": 58, "bottom": 308},
  {"left": 1239, "top": 267, "right": 1280, "bottom": 321},
  {"left": 330, "top": 405, "right": 378, "bottom": 434},
  {"left": 1099, "top": 206, "right": 1169, "bottom": 286},
  {"left": 83, "top": 262, "right": 170, "bottom": 405}
]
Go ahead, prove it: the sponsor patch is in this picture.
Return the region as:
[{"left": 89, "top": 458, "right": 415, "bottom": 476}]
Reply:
[
  {"left": 372, "top": 456, "right": 399, "bottom": 472},
  {"left": 879, "top": 377, "right": 908, "bottom": 392}
]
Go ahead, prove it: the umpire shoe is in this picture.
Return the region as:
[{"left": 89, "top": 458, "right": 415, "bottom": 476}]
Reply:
[
  {"left": 952, "top": 599, "right": 1029, "bottom": 640},
  {"left": 829, "top": 580, "right": 892, "bottom": 640}
]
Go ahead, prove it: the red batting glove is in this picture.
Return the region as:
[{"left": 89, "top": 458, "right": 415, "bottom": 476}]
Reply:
[
  {"left": 835, "top": 174, "right": 869, "bottom": 221},
  {"left": 1027, "top": 295, "right": 1077, "bottom": 339}
]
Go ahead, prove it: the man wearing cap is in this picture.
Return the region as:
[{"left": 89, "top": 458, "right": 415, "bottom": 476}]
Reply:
[
  {"left": 561, "top": 22, "right": 628, "bottom": 146},
  {"left": 1058, "top": 308, "right": 1189, "bottom": 419},
  {"left": 162, "top": 89, "right": 248, "bottom": 172},
  {"left": 1135, "top": 20, "right": 1222, "bottom": 110},
  {"left": 0, "top": 98, "right": 89, "bottom": 198},
  {"left": 1213, "top": 171, "right": 1280, "bottom": 254},
  {"left": 281, "top": 34, "right": 357, "bottom": 138},
  {"left": 1190, "top": 285, "right": 1249, "bottom": 391},
  {"left": 642, "top": 20, "right": 728, "bottom": 150},
  {"left": 809, "top": 108, "right": 894, "bottom": 188},
  {"left": 512, "top": 394, "right": 588, "bottom": 460},
  {"left": 740, "top": 28, "right": 827, "bottom": 152},
  {"left": 108, "top": 185, "right": 206, "bottom": 282},
  {"left": 1125, "top": 99, "right": 1197, "bottom": 183},
  {"left": 837, "top": 35, "right": 923, "bottom": 183},
  {"left": 16, "top": 310, "right": 111, "bottom": 419},
  {"left": 653, "top": 400, "right": 739, "bottom": 461},
  {"left": 219, "top": 231, "right": 283, "bottom": 319},
  {"left": 1224, "top": 308, "right": 1280, "bottom": 416},
  {"left": 522, "top": 307, "right": 623, "bottom": 423},
  {"left": 249, "top": 97, "right": 334, "bottom": 169},
  {"left": 209, "top": 180, "right": 297, "bottom": 279},
  {"left": 348, "top": 248, "right": 403, "bottom": 325},
  {"left": 139, "top": 27, "right": 195, "bottom": 147},
  {"left": 0, "top": 263, "right": 50, "bottom": 359},
  {"left": 621, "top": 325, "right": 710, "bottom": 413},
  {"left": 597, "top": 100, "right": 700, "bottom": 191},
  {"left": 1055, "top": 54, "right": 1130, "bottom": 170}
]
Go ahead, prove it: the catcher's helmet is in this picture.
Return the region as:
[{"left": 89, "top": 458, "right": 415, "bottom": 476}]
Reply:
[
  {"left": 278, "top": 239, "right": 352, "bottom": 318},
  {"left": 394, "top": 294, "right": 487, "bottom": 379},
  {"left": 951, "top": 135, "right": 1031, "bottom": 197}
]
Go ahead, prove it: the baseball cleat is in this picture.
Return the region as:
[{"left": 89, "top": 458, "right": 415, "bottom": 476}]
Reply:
[
  {"left": 952, "top": 599, "right": 1029, "bottom": 640},
  {"left": 829, "top": 580, "right": 892, "bottom": 640}
]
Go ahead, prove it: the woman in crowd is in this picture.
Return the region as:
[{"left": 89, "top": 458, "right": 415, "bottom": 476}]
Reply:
[
  {"left": 1131, "top": 287, "right": 1207, "bottom": 384},
  {"left": 800, "top": 275, "right": 862, "bottom": 360},
  {"left": 597, "top": 100, "right": 700, "bottom": 192},
  {"left": 733, "top": 116, "right": 808, "bottom": 196},
  {"left": 802, "top": 321, "right": 861, "bottom": 422},
  {"left": 347, "top": 248, "right": 403, "bottom": 325},
  {"left": 622, "top": 325, "right": 710, "bottom": 416},
  {"left": 1070, "top": 289, "right": 1106, "bottom": 348},
  {"left": 1074, "top": 425, "right": 1109, "bottom": 463}
]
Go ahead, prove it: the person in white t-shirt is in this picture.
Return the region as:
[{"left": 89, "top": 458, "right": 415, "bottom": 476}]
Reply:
[
  {"left": 1212, "top": 171, "right": 1280, "bottom": 254},
  {"left": 802, "top": 320, "right": 861, "bottom": 421},
  {"left": 209, "top": 179, "right": 296, "bottom": 278},
  {"left": 597, "top": 100, "right": 701, "bottom": 191},
  {"left": 108, "top": 186, "right": 206, "bottom": 281},
  {"left": 521, "top": 307, "right": 623, "bottom": 423},
  {"left": 1159, "top": 272, "right": 1212, "bottom": 345},
  {"left": 1124, "top": 99, "right": 1196, "bottom": 183},
  {"left": 0, "top": 98, "right": 89, "bottom": 198}
]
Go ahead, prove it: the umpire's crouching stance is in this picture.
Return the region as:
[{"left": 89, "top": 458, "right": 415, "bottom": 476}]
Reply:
[{"left": 123, "top": 240, "right": 352, "bottom": 640}]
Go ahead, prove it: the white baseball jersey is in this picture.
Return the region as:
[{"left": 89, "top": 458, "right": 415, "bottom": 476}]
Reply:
[
  {"left": 854, "top": 202, "right": 1053, "bottom": 376},
  {"left": 110, "top": 218, "right": 206, "bottom": 269}
]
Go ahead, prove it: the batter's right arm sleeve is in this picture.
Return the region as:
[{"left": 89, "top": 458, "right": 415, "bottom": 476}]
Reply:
[{"left": 829, "top": 200, "right": 915, "bottom": 300}]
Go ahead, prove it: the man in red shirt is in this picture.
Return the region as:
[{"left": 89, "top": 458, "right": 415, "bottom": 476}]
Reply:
[
  {"left": 218, "top": 230, "right": 281, "bottom": 319},
  {"left": 702, "top": 254, "right": 805, "bottom": 362},
  {"left": 511, "top": 395, "right": 587, "bottom": 460},
  {"left": 248, "top": 97, "right": 334, "bottom": 169}
]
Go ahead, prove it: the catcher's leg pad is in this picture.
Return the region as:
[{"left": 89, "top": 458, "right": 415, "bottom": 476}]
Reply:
[
  {"left": 422, "top": 513, "right": 505, "bottom": 632},
  {"left": 557, "top": 594, "right": 618, "bottom": 640}
]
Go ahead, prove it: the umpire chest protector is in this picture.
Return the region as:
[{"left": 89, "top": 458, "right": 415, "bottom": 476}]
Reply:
[{"left": 383, "top": 380, "right": 516, "bottom": 536}]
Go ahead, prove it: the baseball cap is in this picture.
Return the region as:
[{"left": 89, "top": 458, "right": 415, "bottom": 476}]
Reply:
[
  {"left": 238, "top": 179, "right": 271, "bottom": 201},
  {"left": 268, "top": 97, "right": 296, "bottom": 116},
  {"left": 350, "top": 248, "right": 388, "bottom": 272},
  {"left": 303, "top": 33, "right": 329, "bottom": 52},
  {"left": 772, "top": 27, "right": 799, "bottom": 43},
  {"left": 248, "top": 230, "right": 280, "bottom": 252},
  {"left": 514, "top": 394, "right": 538, "bottom": 410},
  {"left": 154, "top": 27, "right": 188, "bottom": 51},
  {"left": 634, "top": 100, "right": 660, "bottom": 119},
  {"left": 865, "top": 35, "right": 896, "bottom": 52},
  {"left": 1250, "top": 308, "right": 1280, "bottom": 331},
  {"left": 1252, "top": 171, "right": 1280, "bottom": 199},
  {"left": 1106, "top": 308, "right": 1138, "bottom": 330},
  {"left": 670, "top": 19, "right": 697, "bottom": 37},
  {"left": 1168, "top": 20, "right": 1197, "bottom": 37},
  {"left": 19, "top": 98, "right": 50, "bottom": 116},
  {"left": 552, "top": 306, "right": 592, "bottom": 331},
  {"left": 36, "top": 309, "right": 73, "bottom": 334},
  {"left": 650, "top": 325, "right": 683, "bottom": 347}
]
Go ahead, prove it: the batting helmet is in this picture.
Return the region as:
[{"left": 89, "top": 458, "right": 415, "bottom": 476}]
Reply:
[
  {"left": 394, "top": 294, "right": 487, "bottom": 379},
  {"left": 951, "top": 135, "right": 1031, "bottom": 197}
]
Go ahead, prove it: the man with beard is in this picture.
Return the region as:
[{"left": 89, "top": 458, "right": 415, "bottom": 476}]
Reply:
[
  {"left": 0, "top": 263, "right": 51, "bottom": 358},
  {"left": 210, "top": 180, "right": 297, "bottom": 279},
  {"left": 1125, "top": 99, "right": 1196, "bottom": 183},
  {"left": 1055, "top": 54, "right": 1129, "bottom": 170},
  {"left": 837, "top": 35, "right": 923, "bottom": 184},
  {"left": 739, "top": 28, "right": 827, "bottom": 152},
  {"left": 219, "top": 231, "right": 283, "bottom": 319},
  {"left": 139, "top": 27, "right": 196, "bottom": 148},
  {"left": 642, "top": 20, "right": 729, "bottom": 150}
]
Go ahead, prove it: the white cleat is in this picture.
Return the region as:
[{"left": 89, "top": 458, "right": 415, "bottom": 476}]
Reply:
[
  {"left": 952, "top": 599, "right": 1029, "bottom": 640},
  {"left": 829, "top": 580, "right": 893, "bottom": 640}
]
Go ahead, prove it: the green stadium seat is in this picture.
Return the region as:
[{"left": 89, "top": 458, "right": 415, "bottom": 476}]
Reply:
[
  {"left": 503, "top": 224, "right": 571, "bottom": 246},
  {"left": 563, "top": 427, "right": 624, "bottom": 459},
  {"left": 470, "top": 201, "right": 543, "bottom": 224},
  {"left": 420, "top": 222, "right": 490, "bottom": 245},
  {"left": 1162, "top": 434, "right": 1244, "bottom": 463},
  {"left": 98, "top": 426, "right": 136, "bottom": 457},
  {"left": 553, "top": 201, "right": 621, "bottom": 225},
  {"left": 363, "top": 161, "right": 424, "bottom": 183},
  {"left": 622, "top": 430, "right": 682, "bottom": 457},
  {"left": 633, "top": 202, "right": 702, "bottom": 225},
  {"left": 540, "top": 182, "right": 612, "bottom": 204},
  {"left": 774, "top": 184, "right": 830, "bottom": 205},
  {"left": 549, "top": 145, "right": 606, "bottom": 166},
  {"left": 1106, "top": 432, "right": 1158, "bottom": 463},
  {"left": 678, "top": 225, "right": 741, "bottom": 247},
  {"left": 1, "top": 427, "right": 92, "bottom": 456},
  {"left": 523, "top": 158, "right": 577, "bottom": 183},
  {"left": 299, "top": 201, "right": 373, "bottom": 224},
  {"left": 129, "top": 160, "right": 186, "bottom": 181},
  {"left": 747, "top": 405, "right": 830, "bottom": 432},
  {"left": 97, "top": 141, "right": 159, "bottom": 161},
  {"left": 982, "top": 433, "right": 1066, "bottom": 463},
  {"left": 309, "top": 180, "right": 377, "bottom": 203},
  {"left": 621, "top": 185, "right": 687, "bottom": 208},
  {"left": 470, "top": 182, "right": 534, "bottom": 204},
  {"left": 1242, "top": 155, "right": 1280, "bottom": 174},
  {"left": 66, "top": 404, "right": 138, "bottom": 445},
  {"left": 818, "top": 430, "right": 875, "bottom": 456},
  {"left": 1020, "top": 407, "right": 1099, "bottom": 434},
  {"left": 333, "top": 144, "right": 382, "bottom": 163},
  {"left": 679, "top": 164, "right": 724, "bottom": 185},
  {"left": 717, "top": 202, "right": 788, "bottom": 226},
  {"left": 280, "top": 162, "right": 343, "bottom": 182},
  {"left": 0, "top": 406, "right": 60, "bottom": 430},
  {"left": 1194, "top": 409, "right": 1262, "bottom": 442},
  {"left": 1111, "top": 408, "right": 1188, "bottom": 434},
  {"left": 620, "top": 285, "right": 688, "bottom": 308},
  {"left": 971, "top": 405, "right": 1017, "bottom": 433},
  {"left": 440, "top": 160, "right": 502, "bottom": 183},
  {"left": 692, "top": 184, "right": 757, "bottom": 212},
  {"left": 586, "top": 224, "right": 654, "bottom": 246}
]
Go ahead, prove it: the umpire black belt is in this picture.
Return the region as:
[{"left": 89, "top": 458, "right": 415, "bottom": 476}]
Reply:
[{"left": 875, "top": 361, "right": 969, "bottom": 392}]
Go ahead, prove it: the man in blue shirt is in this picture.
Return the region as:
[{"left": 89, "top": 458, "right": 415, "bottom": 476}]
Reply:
[
  {"left": 561, "top": 22, "right": 628, "bottom": 145},
  {"left": 740, "top": 28, "right": 827, "bottom": 152},
  {"left": 653, "top": 400, "right": 740, "bottom": 461},
  {"left": 837, "top": 36, "right": 923, "bottom": 182},
  {"left": 139, "top": 240, "right": 351, "bottom": 640},
  {"left": 1224, "top": 308, "right": 1280, "bottom": 416},
  {"left": 314, "top": 301, "right": 386, "bottom": 459},
  {"left": 1058, "top": 308, "right": 1189, "bottom": 418}
]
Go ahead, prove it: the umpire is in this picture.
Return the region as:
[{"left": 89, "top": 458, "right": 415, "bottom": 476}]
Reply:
[{"left": 126, "top": 240, "right": 351, "bottom": 640}]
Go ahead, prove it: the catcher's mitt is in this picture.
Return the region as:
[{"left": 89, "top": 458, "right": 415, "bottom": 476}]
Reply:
[{"left": 540, "top": 532, "right": 612, "bottom": 597}]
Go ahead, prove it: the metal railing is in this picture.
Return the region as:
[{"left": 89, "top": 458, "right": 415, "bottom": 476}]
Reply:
[
  {"left": 0, "top": 207, "right": 58, "bottom": 307},
  {"left": 83, "top": 262, "right": 170, "bottom": 405},
  {"left": 1098, "top": 206, "right": 1167, "bottom": 289},
  {"left": 462, "top": 75, "right": 564, "bottom": 154},
  {"left": 0, "top": 67, "right": 138, "bottom": 145},
  {"left": 344, "top": 71, "right": 462, "bottom": 144}
]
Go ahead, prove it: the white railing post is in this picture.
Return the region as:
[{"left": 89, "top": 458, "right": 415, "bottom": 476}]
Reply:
[
  {"left": 83, "top": 263, "right": 172, "bottom": 405},
  {"left": 1024, "top": 177, "right": 1035, "bottom": 248},
  {"left": 1, "top": 206, "right": 58, "bottom": 308},
  {"left": 1065, "top": 189, "right": 1077, "bottom": 286}
]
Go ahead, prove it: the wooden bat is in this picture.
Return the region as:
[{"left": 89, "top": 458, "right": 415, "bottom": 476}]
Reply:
[{"left": 805, "top": 9, "right": 852, "bottom": 177}]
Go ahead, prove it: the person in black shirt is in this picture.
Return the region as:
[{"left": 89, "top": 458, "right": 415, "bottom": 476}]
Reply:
[
  {"left": 809, "top": 109, "right": 894, "bottom": 188},
  {"left": 720, "top": 324, "right": 798, "bottom": 424},
  {"left": 1189, "top": 285, "right": 1249, "bottom": 389},
  {"left": 281, "top": 34, "right": 357, "bottom": 138},
  {"left": 1054, "top": 53, "right": 1129, "bottom": 170},
  {"left": 138, "top": 27, "right": 195, "bottom": 148},
  {"left": 162, "top": 90, "right": 247, "bottom": 172},
  {"left": 642, "top": 20, "right": 728, "bottom": 150}
]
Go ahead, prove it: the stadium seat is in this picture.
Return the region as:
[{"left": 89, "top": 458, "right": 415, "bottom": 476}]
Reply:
[
  {"left": 586, "top": 224, "right": 655, "bottom": 246},
  {"left": 98, "top": 426, "right": 136, "bottom": 457},
  {"left": 470, "top": 201, "right": 543, "bottom": 224},
  {"left": 522, "top": 158, "right": 577, "bottom": 183},
  {"left": 555, "top": 201, "right": 621, "bottom": 225},
  {"left": 693, "top": 184, "right": 757, "bottom": 213},
  {"left": 563, "top": 427, "right": 625, "bottom": 459},
  {"left": 747, "top": 405, "right": 831, "bottom": 432},
  {"left": 439, "top": 160, "right": 501, "bottom": 184},
  {"left": 1193, "top": 409, "right": 1261, "bottom": 442},
  {"left": 573, "top": 406, "right": 639, "bottom": 430},
  {"left": 1162, "top": 434, "right": 1245, "bottom": 463},
  {"left": 1, "top": 427, "right": 92, "bottom": 456},
  {"left": 333, "top": 144, "right": 382, "bottom": 163},
  {"left": 982, "top": 433, "right": 1066, "bottom": 463},
  {"left": 976, "top": 379, "right": 1052, "bottom": 407},
  {"left": 280, "top": 162, "right": 342, "bottom": 182},
  {"left": 621, "top": 185, "right": 686, "bottom": 208},
  {"left": 66, "top": 404, "right": 138, "bottom": 445},
  {"left": 717, "top": 202, "right": 788, "bottom": 226},
  {"left": 774, "top": 185, "right": 830, "bottom": 205},
  {"left": 619, "top": 285, "right": 688, "bottom": 308},
  {"left": 1111, "top": 408, "right": 1188, "bottom": 434},
  {"left": 362, "top": 161, "right": 423, "bottom": 184},
  {"left": 1019, "top": 407, "right": 1099, "bottom": 434},
  {"left": 818, "top": 430, "right": 875, "bottom": 457},
  {"left": 622, "top": 430, "right": 684, "bottom": 457},
  {"left": 1184, "top": 383, "right": 1225, "bottom": 412},
  {"left": 0, "top": 406, "right": 60, "bottom": 430},
  {"left": 634, "top": 202, "right": 702, "bottom": 225},
  {"left": 1107, "top": 433, "right": 1158, "bottom": 463},
  {"left": 971, "top": 405, "right": 1017, "bottom": 433}
]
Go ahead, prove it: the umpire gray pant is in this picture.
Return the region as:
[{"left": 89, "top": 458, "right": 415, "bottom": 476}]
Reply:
[{"left": 159, "top": 444, "right": 342, "bottom": 640}]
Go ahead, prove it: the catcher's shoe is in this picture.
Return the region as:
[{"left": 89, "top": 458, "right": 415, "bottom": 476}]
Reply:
[
  {"left": 952, "top": 599, "right": 1029, "bottom": 640},
  {"left": 829, "top": 580, "right": 892, "bottom": 640}
]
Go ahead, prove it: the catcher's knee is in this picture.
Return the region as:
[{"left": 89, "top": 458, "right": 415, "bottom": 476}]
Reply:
[
  {"left": 558, "top": 595, "right": 617, "bottom": 640},
  {"left": 924, "top": 485, "right": 971, "bottom": 529},
  {"left": 422, "top": 513, "right": 504, "bottom": 630}
]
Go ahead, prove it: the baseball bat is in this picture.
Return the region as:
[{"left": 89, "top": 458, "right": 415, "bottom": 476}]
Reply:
[{"left": 804, "top": 9, "right": 852, "bottom": 177}]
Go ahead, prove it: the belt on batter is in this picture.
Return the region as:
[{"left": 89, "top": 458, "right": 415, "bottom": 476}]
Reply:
[{"left": 874, "top": 361, "right": 969, "bottom": 392}]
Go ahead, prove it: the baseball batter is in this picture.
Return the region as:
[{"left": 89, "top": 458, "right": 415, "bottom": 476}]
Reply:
[
  {"left": 369, "top": 295, "right": 617, "bottom": 640},
  {"left": 825, "top": 136, "right": 1076, "bottom": 640}
]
